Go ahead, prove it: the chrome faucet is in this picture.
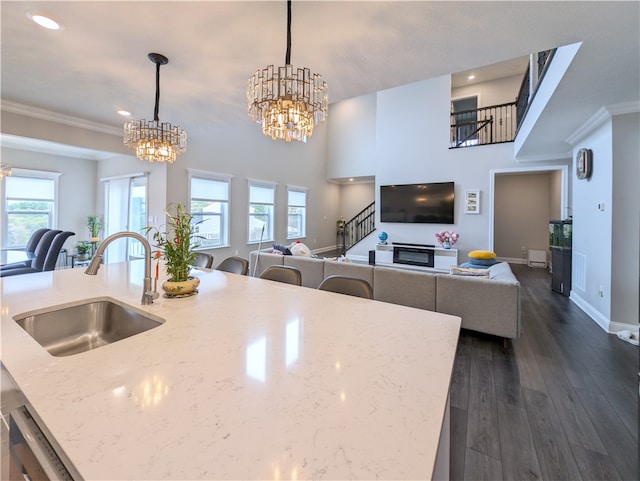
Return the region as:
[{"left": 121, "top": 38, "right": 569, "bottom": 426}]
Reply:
[{"left": 84, "top": 231, "right": 159, "bottom": 305}]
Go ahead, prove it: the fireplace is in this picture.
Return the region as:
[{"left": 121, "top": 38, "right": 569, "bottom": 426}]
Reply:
[{"left": 393, "top": 245, "right": 435, "bottom": 268}]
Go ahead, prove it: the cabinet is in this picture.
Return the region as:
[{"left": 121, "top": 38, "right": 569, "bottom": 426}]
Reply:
[
  {"left": 375, "top": 244, "right": 458, "bottom": 272},
  {"left": 549, "top": 220, "right": 572, "bottom": 296}
]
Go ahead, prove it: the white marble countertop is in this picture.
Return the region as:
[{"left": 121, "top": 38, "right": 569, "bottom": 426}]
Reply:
[{"left": 1, "top": 260, "right": 460, "bottom": 480}]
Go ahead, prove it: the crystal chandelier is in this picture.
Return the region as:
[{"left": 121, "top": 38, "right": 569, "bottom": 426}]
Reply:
[
  {"left": 247, "top": 0, "right": 328, "bottom": 143},
  {"left": 124, "top": 53, "right": 186, "bottom": 163},
  {"left": 0, "top": 162, "right": 12, "bottom": 178}
]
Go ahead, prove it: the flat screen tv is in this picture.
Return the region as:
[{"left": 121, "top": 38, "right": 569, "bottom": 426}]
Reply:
[{"left": 380, "top": 182, "right": 455, "bottom": 224}]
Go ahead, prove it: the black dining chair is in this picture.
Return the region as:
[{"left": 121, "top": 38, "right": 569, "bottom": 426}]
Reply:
[
  {"left": 0, "top": 228, "right": 51, "bottom": 270},
  {"left": 0, "top": 230, "right": 66, "bottom": 277},
  {"left": 216, "top": 256, "right": 249, "bottom": 275},
  {"left": 318, "top": 275, "right": 373, "bottom": 299},
  {"left": 259, "top": 265, "right": 302, "bottom": 286},
  {"left": 42, "top": 231, "right": 75, "bottom": 271}
]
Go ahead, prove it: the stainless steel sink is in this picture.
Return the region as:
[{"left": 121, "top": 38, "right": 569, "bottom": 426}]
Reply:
[{"left": 14, "top": 297, "right": 164, "bottom": 357}]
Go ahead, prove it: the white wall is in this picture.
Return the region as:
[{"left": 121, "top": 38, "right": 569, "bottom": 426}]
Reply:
[
  {"left": 1, "top": 112, "right": 340, "bottom": 263},
  {"left": 165, "top": 121, "right": 340, "bottom": 262},
  {"left": 326, "top": 93, "right": 376, "bottom": 180},
  {"left": 336, "top": 74, "right": 566, "bottom": 262},
  {"left": 338, "top": 182, "right": 375, "bottom": 220},
  {"left": 95, "top": 154, "right": 168, "bottom": 240},
  {"left": 494, "top": 173, "right": 552, "bottom": 260},
  {"left": 570, "top": 119, "right": 614, "bottom": 330},
  {"left": 1, "top": 146, "right": 97, "bottom": 254},
  {"left": 611, "top": 113, "right": 639, "bottom": 328},
  {"left": 452, "top": 73, "right": 523, "bottom": 107},
  {"left": 550, "top": 169, "right": 563, "bottom": 219}
]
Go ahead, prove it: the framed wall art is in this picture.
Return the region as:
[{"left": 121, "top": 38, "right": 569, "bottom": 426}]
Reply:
[{"left": 464, "top": 189, "right": 480, "bottom": 214}]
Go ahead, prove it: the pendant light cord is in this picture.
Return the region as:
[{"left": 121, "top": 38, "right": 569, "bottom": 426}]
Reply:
[
  {"left": 153, "top": 60, "right": 161, "bottom": 122},
  {"left": 285, "top": 0, "right": 292, "bottom": 65}
]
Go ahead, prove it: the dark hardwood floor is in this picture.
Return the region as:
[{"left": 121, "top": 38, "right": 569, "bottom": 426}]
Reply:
[{"left": 450, "top": 264, "right": 638, "bottom": 481}]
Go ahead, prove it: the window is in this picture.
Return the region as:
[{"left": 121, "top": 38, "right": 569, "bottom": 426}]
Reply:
[
  {"left": 2, "top": 169, "right": 59, "bottom": 248},
  {"left": 248, "top": 180, "right": 276, "bottom": 243},
  {"left": 287, "top": 186, "right": 307, "bottom": 240},
  {"left": 188, "top": 170, "right": 231, "bottom": 249},
  {"left": 103, "top": 174, "right": 148, "bottom": 263}
]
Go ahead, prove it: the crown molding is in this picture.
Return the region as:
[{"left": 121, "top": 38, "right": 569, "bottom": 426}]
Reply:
[
  {"left": 1, "top": 133, "right": 118, "bottom": 161},
  {"left": 566, "top": 100, "right": 640, "bottom": 145},
  {"left": 1, "top": 99, "right": 122, "bottom": 136}
]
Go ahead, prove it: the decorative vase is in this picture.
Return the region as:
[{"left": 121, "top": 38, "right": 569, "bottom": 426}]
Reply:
[
  {"left": 162, "top": 276, "right": 200, "bottom": 297},
  {"left": 442, "top": 242, "right": 451, "bottom": 249}
]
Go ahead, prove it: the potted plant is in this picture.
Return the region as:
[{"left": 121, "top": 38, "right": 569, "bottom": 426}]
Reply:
[
  {"left": 434, "top": 230, "right": 459, "bottom": 249},
  {"left": 75, "top": 241, "right": 92, "bottom": 261},
  {"left": 145, "top": 203, "right": 203, "bottom": 297},
  {"left": 86, "top": 215, "right": 103, "bottom": 242}
]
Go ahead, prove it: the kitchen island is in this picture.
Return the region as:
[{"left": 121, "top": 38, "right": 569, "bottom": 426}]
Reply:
[{"left": 1, "top": 260, "right": 460, "bottom": 480}]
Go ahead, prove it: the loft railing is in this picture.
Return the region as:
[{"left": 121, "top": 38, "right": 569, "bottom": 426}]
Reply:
[
  {"left": 515, "top": 48, "right": 557, "bottom": 132},
  {"left": 338, "top": 201, "right": 375, "bottom": 254},
  {"left": 450, "top": 102, "right": 517, "bottom": 148}
]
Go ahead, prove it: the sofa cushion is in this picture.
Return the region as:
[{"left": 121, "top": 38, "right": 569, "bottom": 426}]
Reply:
[
  {"left": 450, "top": 266, "right": 490, "bottom": 278},
  {"left": 489, "top": 262, "right": 518, "bottom": 281},
  {"left": 249, "top": 251, "right": 285, "bottom": 277},
  {"left": 284, "top": 255, "right": 326, "bottom": 288},
  {"left": 373, "top": 266, "right": 437, "bottom": 311},
  {"left": 323, "top": 260, "right": 374, "bottom": 287},
  {"left": 466, "top": 258, "right": 498, "bottom": 267}
]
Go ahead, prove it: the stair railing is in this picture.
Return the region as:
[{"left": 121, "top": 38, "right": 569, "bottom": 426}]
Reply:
[{"left": 339, "top": 202, "right": 375, "bottom": 254}]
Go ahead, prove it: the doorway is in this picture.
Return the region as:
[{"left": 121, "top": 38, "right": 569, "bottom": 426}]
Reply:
[
  {"left": 103, "top": 175, "right": 148, "bottom": 263},
  {"left": 452, "top": 95, "right": 479, "bottom": 146},
  {"left": 489, "top": 165, "right": 569, "bottom": 263}
]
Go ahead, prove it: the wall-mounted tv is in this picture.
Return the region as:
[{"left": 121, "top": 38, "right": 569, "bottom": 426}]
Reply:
[{"left": 380, "top": 182, "right": 455, "bottom": 224}]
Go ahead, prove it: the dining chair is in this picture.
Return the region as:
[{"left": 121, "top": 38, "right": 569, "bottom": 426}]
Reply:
[
  {"left": 42, "top": 231, "right": 76, "bottom": 271},
  {"left": 191, "top": 252, "right": 214, "bottom": 270},
  {"left": 0, "top": 228, "right": 51, "bottom": 270},
  {"left": 216, "top": 256, "right": 249, "bottom": 275},
  {"left": 259, "top": 265, "right": 302, "bottom": 286},
  {"left": 318, "top": 275, "right": 373, "bottom": 299},
  {"left": 0, "top": 230, "right": 64, "bottom": 277}
]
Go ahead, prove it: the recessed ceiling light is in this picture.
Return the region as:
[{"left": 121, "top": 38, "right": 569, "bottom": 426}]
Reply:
[
  {"left": 27, "top": 12, "right": 61, "bottom": 30},
  {"left": 117, "top": 110, "right": 131, "bottom": 117},
  {"left": 467, "top": 75, "right": 476, "bottom": 81}
]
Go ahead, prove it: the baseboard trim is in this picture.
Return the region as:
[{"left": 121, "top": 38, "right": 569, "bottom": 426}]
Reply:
[
  {"left": 498, "top": 257, "right": 528, "bottom": 265},
  {"left": 570, "top": 292, "right": 612, "bottom": 332},
  {"left": 608, "top": 321, "right": 640, "bottom": 333}
]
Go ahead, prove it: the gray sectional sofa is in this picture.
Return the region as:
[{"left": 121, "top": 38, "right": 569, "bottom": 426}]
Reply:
[{"left": 250, "top": 251, "right": 521, "bottom": 341}]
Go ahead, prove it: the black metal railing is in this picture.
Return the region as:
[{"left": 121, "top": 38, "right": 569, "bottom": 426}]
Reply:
[
  {"left": 450, "top": 102, "right": 517, "bottom": 148},
  {"left": 338, "top": 202, "right": 375, "bottom": 254},
  {"left": 515, "top": 48, "right": 557, "bottom": 132},
  {"left": 516, "top": 63, "right": 531, "bottom": 128}
]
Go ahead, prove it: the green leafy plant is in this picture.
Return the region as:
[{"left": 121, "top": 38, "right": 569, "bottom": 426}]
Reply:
[
  {"left": 145, "top": 203, "right": 203, "bottom": 282},
  {"left": 75, "top": 242, "right": 92, "bottom": 255},
  {"left": 86, "top": 215, "right": 103, "bottom": 239}
]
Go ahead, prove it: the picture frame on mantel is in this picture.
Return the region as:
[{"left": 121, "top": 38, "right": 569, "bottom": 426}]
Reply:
[{"left": 465, "top": 189, "right": 480, "bottom": 214}]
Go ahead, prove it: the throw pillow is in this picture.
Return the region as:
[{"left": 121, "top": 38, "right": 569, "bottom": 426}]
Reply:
[
  {"left": 467, "top": 258, "right": 498, "bottom": 267},
  {"left": 450, "top": 265, "right": 490, "bottom": 278},
  {"left": 468, "top": 250, "right": 496, "bottom": 260}
]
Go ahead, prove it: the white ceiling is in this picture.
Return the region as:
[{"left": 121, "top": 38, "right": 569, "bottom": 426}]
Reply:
[{"left": 1, "top": 1, "right": 638, "bottom": 157}]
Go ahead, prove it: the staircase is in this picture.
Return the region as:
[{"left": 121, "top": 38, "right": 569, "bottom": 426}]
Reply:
[{"left": 338, "top": 202, "right": 375, "bottom": 255}]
